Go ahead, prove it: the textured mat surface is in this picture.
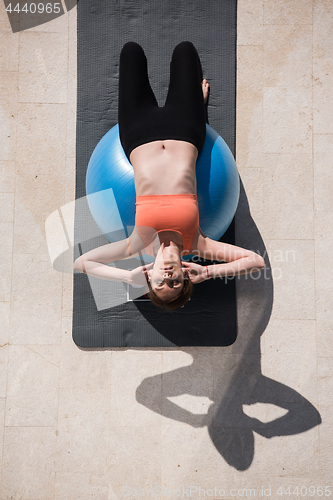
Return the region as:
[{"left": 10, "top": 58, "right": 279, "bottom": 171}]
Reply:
[{"left": 73, "top": 0, "right": 238, "bottom": 347}]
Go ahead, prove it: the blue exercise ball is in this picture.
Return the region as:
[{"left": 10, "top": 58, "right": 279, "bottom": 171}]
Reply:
[{"left": 86, "top": 124, "right": 239, "bottom": 249}]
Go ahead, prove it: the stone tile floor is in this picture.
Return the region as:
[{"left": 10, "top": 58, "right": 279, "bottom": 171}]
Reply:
[{"left": 0, "top": 0, "right": 332, "bottom": 498}]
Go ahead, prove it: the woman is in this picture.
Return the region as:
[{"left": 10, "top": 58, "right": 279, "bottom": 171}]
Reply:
[{"left": 73, "top": 41, "right": 265, "bottom": 309}]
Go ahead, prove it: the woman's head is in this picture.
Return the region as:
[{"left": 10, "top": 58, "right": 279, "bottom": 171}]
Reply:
[
  {"left": 145, "top": 237, "right": 193, "bottom": 309},
  {"left": 147, "top": 276, "right": 193, "bottom": 310}
]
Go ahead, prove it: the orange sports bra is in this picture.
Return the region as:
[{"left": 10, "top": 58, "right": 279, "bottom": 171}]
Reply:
[{"left": 135, "top": 194, "right": 199, "bottom": 256}]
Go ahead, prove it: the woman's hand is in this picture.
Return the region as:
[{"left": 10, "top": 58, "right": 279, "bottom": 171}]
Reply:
[
  {"left": 181, "top": 261, "right": 209, "bottom": 284},
  {"left": 128, "top": 262, "right": 154, "bottom": 287}
]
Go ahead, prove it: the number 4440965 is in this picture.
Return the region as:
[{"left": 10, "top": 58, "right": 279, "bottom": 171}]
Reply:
[
  {"left": 277, "top": 486, "right": 331, "bottom": 497},
  {"left": 6, "top": 3, "right": 62, "bottom": 14}
]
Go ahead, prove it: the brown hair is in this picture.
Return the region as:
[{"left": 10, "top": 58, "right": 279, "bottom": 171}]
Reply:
[{"left": 145, "top": 270, "right": 193, "bottom": 311}]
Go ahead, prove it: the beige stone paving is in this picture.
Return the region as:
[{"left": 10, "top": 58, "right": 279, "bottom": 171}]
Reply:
[{"left": 0, "top": 0, "right": 332, "bottom": 497}]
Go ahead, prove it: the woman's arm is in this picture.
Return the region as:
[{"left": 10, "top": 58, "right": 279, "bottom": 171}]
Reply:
[
  {"left": 73, "top": 228, "right": 145, "bottom": 282},
  {"left": 204, "top": 240, "right": 265, "bottom": 279},
  {"left": 186, "top": 231, "right": 265, "bottom": 283},
  {"left": 73, "top": 253, "right": 132, "bottom": 282}
]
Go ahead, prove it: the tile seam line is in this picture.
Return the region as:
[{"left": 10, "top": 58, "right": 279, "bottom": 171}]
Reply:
[
  {"left": 56, "top": 3, "right": 71, "bottom": 497},
  {"left": 1, "top": 9, "right": 23, "bottom": 485},
  {"left": 311, "top": 0, "right": 321, "bottom": 482},
  {"left": 15, "top": 101, "right": 67, "bottom": 104},
  {"left": 2, "top": 424, "right": 57, "bottom": 427}
]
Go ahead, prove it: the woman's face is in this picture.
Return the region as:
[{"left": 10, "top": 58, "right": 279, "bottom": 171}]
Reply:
[{"left": 149, "top": 238, "right": 187, "bottom": 302}]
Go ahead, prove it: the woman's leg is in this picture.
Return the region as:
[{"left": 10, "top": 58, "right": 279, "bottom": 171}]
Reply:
[
  {"left": 165, "top": 41, "right": 206, "bottom": 121},
  {"left": 118, "top": 42, "right": 158, "bottom": 158}
]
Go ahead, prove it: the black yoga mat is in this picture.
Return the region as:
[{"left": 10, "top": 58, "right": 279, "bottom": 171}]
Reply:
[{"left": 73, "top": 0, "right": 238, "bottom": 347}]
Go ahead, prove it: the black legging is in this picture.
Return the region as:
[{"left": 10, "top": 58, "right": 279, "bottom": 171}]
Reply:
[{"left": 118, "top": 41, "right": 206, "bottom": 161}]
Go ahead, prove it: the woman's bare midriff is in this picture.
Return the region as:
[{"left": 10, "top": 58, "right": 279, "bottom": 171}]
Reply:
[{"left": 129, "top": 139, "right": 199, "bottom": 196}]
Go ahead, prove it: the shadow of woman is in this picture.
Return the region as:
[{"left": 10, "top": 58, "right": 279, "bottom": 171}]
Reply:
[{"left": 135, "top": 180, "right": 321, "bottom": 470}]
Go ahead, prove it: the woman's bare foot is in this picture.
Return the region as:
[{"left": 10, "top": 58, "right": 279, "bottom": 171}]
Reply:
[{"left": 202, "top": 78, "right": 209, "bottom": 104}]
